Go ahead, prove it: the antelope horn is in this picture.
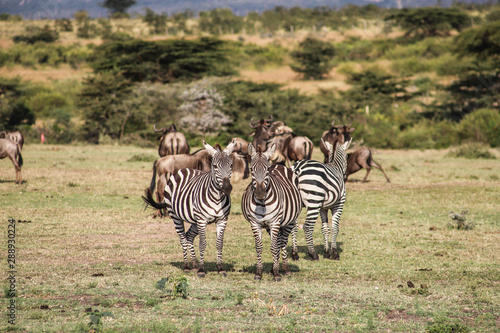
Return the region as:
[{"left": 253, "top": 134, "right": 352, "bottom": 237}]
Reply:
[
  {"left": 265, "top": 115, "right": 274, "bottom": 122},
  {"left": 153, "top": 123, "right": 166, "bottom": 132},
  {"left": 331, "top": 120, "right": 335, "bottom": 127},
  {"left": 249, "top": 117, "right": 258, "bottom": 128}
]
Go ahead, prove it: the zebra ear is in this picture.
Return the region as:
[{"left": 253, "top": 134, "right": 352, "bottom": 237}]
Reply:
[
  {"left": 203, "top": 140, "right": 218, "bottom": 156},
  {"left": 223, "top": 139, "right": 236, "bottom": 155},
  {"left": 247, "top": 143, "right": 256, "bottom": 157},
  {"left": 264, "top": 143, "right": 276, "bottom": 158}
]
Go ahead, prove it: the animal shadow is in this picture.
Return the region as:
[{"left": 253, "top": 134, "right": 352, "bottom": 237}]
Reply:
[
  {"left": 170, "top": 261, "right": 235, "bottom": 274},
  {"left": 292, "top": 242, "right": 343, "bottom": 260},
  {"left": 241, "top": 262, "right": 301, "bottom": 277}
]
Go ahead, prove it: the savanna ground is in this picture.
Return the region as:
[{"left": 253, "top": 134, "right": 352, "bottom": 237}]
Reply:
[{"left": 1, "top": 144, "right": 499, "bottom": 332}]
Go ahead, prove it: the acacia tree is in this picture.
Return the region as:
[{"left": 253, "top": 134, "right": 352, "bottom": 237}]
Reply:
[
  {"left": 100, "top": 0, "right": 136, "bottom": 15},
  {"left": 385, "top": 8, "right": 470, "bottom": 40},
  {"left": 290, "top": 37, "right": 336, "bottom": 80}
]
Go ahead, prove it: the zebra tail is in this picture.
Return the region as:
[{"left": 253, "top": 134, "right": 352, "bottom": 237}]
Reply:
[
  {"left": 149, "top": 161, "right": 157, "bottom": 194},
  {"left": 17, "top": 146, "right": 23, "bottom": 167},
  {"left": 142, "top": 188, "right": 168, "bottom": 210}
]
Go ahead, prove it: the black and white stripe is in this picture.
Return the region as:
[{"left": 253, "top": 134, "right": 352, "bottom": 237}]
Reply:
[
  {"left": 241, "top": 143, "right": 302, "bottom": 281},
  {"left": 291, "top": 138, "right": 352, "bottom": 260},
  {"left": 143, "top": 140, "right": 235, "bottom": 277}
]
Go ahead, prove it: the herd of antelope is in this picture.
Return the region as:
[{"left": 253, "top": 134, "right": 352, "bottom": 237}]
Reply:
[{"left": 1, "top": 120, "right": 391, "bottom": 281}]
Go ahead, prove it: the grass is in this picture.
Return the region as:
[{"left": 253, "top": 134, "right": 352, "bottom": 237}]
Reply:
[{"left": 1, "top": 144, "right": 499, "bottom": 332}]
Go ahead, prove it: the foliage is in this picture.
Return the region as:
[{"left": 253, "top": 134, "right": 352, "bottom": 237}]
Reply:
[
  {"left": 447, "top": 210, "right": 475, "bottom": 231},
  {"left": 54, "top": 18, "right": 73, "bottom": 32},
  {"left": 458, "top": 108, "right": 500, "bottom": 147},
  {"left": 396, "top": 120, "right": 460, "bottom": 149},
  {"left": 385, "top": 8, "right": 471, "bottom": 40},
  {"left": 91, "top": 38, "right": 237, "bottom": 83},
  {"left": 453, "top": 21, "right": 500, "bottom": 61},
  {"left": 156, "top": 276, "right": 189, "bottom": 299},
  {"left": 199, "top": 8, "right": 244, "bottom": 35},
  {"left": 86, "top": 309, "right": 115, "bottom": 332},
  {"left": 427, "top": 317, "right": 470, "bottom": 333},
  {"left": 0, "top": 13, "right": 22, "bottom": 21},
  {"left": 446, "top": 143, "right": 496, "bottom": 160},
  {"left": 77, "top": 71, "right": 137, "bottom": 143},
  {"left": 99, "top": 0, "right": 136, "bottom": 14},
  {"left": 290, "top": 38, "right": 336, "bottom": 80},
  {"left": 143, "top": 8, "right": 167, "bottom": 34},
  {"left": 179, "top": 79, "right": 231, "bottom": 137},
  {"left": 0, "top": 77, "right": 36, "bottom": 130},
  {"left": 12, "top": 25, "right": 59, "bottom": 44}
]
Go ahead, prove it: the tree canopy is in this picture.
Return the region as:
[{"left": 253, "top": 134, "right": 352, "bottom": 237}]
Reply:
[
  {"left": 99, "top": 0, "right": 136, "bottom": 14},
  {"left": 385, "top": 8, "right": 471, "bottom": 40},
  {"left": 290, "top": 37, "right": 336, "bottom": 80}
]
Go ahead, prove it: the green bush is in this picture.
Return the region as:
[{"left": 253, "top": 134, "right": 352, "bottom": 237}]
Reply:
[
  {"left": 12, "top": 25, "right": 59, "bottom": 44},
  {"left": 397, "top": 120, "right": 460, "bottom": 149},
  {"left": 458, "top": 108, "right": 500, "bottom": 147},
  {"left": 447, "top": 143, "right": 496, "bottom": 159}
]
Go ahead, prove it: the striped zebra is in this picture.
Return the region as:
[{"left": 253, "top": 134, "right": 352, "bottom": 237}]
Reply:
[
  {"left": 241, "top": 143, "right": 302, "bottom": 281},
  {"left": 143, "top": 140, "right": 235, "bottom": 277},
  {"left": 291, "top": 138, "right": 352, "bottom": 261}
]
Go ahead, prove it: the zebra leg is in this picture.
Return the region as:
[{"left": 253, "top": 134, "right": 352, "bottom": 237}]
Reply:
[
  {"left": 251, "top": 224, "right": 264, "bottom": 280},
  {"left": 329, "top": 201, "right": 345, "bottom": 260},
  {"left": 197, "top": 222, "right": 208, "bottom": 277},
  {"left": 320, "top": 210, "right": 330, "bottom": 259},
  {"left": 270, "top": 225, "right": 282, "bottom": 282},
  {"left": 303, "top": 207, "right": 321, "bottom": 260},
  {"left": 280, "top": 224, "right": 294, "bottom": 276},
  {"left": 185, "top": 223, "right": 199, "bottom": 270},
  {"left": 291, "top": 223, "right": 299, "bottom": 261},
  {"left": 173, "top": 218, "right": 191, "bottom": 272},
  {"left": 216, "top": 218, "right": 228, "bottom": 276}
]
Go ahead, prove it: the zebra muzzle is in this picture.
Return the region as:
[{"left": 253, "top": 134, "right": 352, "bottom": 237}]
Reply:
[
  {"left": 255, "top": 181, "right": 266, "bottom": 200},
  {"left": 221, "top": 177, "right": 232, "bottom": 196}
]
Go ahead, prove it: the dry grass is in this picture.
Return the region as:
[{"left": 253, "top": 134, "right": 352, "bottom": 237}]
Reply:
[{"left": 0, "top": 144, "right": 499, "bottom": 332}]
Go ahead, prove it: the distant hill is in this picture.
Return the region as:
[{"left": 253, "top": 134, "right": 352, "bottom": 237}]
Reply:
[{"left": 0, "top": 0, "right": 493, "bottom": 19}]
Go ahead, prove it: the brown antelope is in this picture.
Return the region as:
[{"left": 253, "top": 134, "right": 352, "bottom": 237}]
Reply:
[
  {"left": 154, "top": 123, "right": 190, "bottom": 157},
  {"left": 0, "top": 138, "right": 23, "bottom": 184},
  {"left": 319, "top": 121, "right": 355, "bottom": 163},
  {"left": 0, "top": 130, "right": 24, "bottom": 150},
  {"left": 346, "top": 147, "right": 391, "bottom": 183},
  {"left": 248, "top": 116, "right": 273, "bottom": 152}
]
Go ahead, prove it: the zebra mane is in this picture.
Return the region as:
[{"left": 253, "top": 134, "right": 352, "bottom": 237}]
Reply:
[
  {"left": 331, "top": 139, "right": 352, "bottom": 175},
  {"left": 214, "top": 143, "right": 222, "bottom": 151}
]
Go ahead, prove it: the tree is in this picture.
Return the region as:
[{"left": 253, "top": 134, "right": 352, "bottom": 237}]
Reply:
[
  {"left": 179, "top": 79, "right": 231, "bottom": 137},
  {"left": 290, "top": 37, "right": 335, "bottom": 80},
  {"left": 99, "top": 0, "right": 136, "bottom": 14},
  {"left": 0, "top": 77, "right": 35, "bottom": 130},
  {"left": 77, "top": 72, "right": 135, "bottom": 143},
  {"left": 143, "top": 8, "right": 167, "bottom": 34},
  {"left": 385, "top": 8, "right": 471, "bottom": 40}
]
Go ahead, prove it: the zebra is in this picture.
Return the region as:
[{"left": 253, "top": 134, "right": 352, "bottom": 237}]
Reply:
[
  {"left": 241, "top": 143, "right": 302, "bottom": 281},
  {"left": 291, "top": 138, "right": 352, "bottom": 261},
  {"left": 143, "top": 139, "right": 236, "bottom": 277}
]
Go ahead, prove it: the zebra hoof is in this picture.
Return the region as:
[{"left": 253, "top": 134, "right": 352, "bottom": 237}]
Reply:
[
  {"left": 308, "top": 253, "right": 319, "bottom": 261},
  {"left": 197, "top": 270, "right": 206, "bottom": 278},
  {"left": 324, "top": 252, "right": 331, "bottom": 259},
  {"left": 291, "top": 252, "right": 299, "bottom": 261},
  {"left": 274, "top": 275, "right": 282, "bottom": 282},
  {"left": 331, "top": 249, "right": 340, "bottom": 260},
  {"left": 219, "top": 270, "right": 227, "bottom": 277},
  {"left": 254, "top": 274, "right": 262, "bottom": 281}
]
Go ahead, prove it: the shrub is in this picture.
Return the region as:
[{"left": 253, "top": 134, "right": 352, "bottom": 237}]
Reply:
[
  {"left": 458, "top": 108, "right": 500, "bottom": 147},
  {"left": 446, "top": 143, "right": 496, "bottom": 159},
  {"left": 448, "top": 210, "right": 475, "bottom": 230},
  {"left": 397, "top": 120, "right": 460, "bottom": 149},
  {"left": 12, "top": 25, "right": 59, "bottom": 44}
]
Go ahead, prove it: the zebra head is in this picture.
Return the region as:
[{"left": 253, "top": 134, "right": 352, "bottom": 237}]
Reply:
[
  {"left": 248, "top": 143, "right": 276, "bottom": 201},
  {"left": 204, "top": 140, "right": 236, "bottom": 196}
]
